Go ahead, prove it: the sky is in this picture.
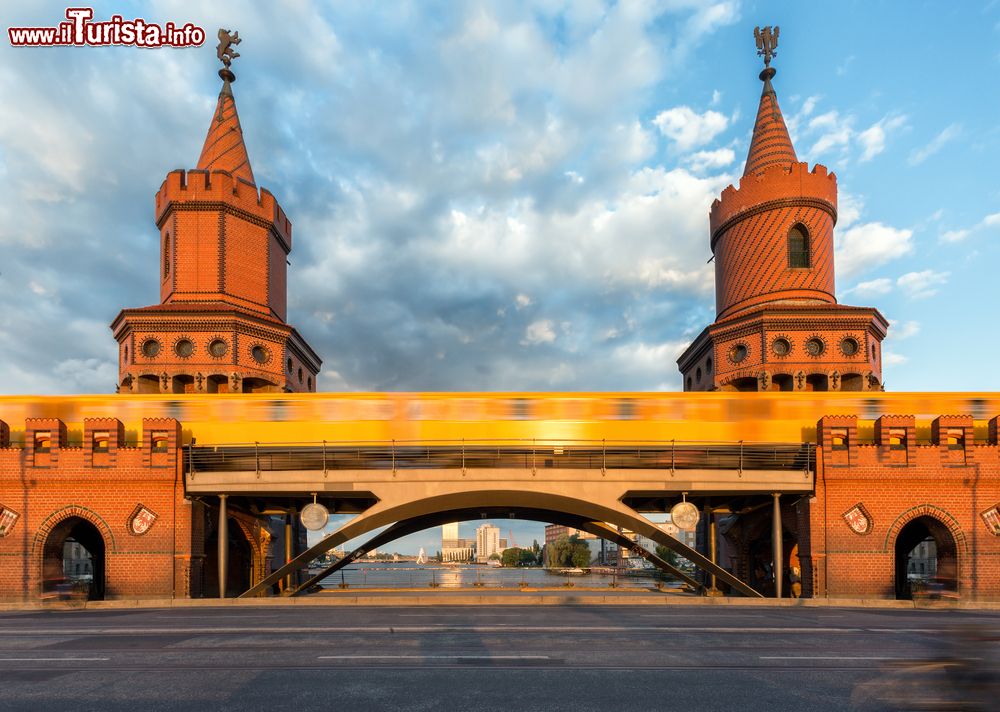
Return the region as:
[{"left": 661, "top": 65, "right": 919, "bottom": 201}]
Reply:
[{"left": 3, "top": 1, "right": 1000, "bottom": 553}]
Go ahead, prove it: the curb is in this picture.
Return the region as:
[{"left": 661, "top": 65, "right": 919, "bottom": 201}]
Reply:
[{"left": 3, "top": 591, "right": 999, "bottom": 612}]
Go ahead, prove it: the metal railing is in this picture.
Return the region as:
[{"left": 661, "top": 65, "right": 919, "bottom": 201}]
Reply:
[{"left": 185, "top": 438, "right": 814, "bottom": 475}]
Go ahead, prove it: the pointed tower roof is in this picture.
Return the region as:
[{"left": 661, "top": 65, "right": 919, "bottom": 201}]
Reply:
[
  {"left": 743, "top": 66, "right": 797, "bottom": 176},
  {"left": 196, "top": 79, "right": 256, "bottom": 185}
]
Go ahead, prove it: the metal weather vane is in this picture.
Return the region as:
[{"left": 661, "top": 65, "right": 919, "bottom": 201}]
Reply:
[
  {"left": 754, "top": 25, "right": 779, "bottom": 67},
  {"left": 216, "top": 28, "right": 241, "bottom": 83}
]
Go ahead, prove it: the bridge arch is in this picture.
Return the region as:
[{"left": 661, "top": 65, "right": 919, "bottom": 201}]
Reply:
[{"left": 242, "top": 489, "right": 761, "bottom": 598}]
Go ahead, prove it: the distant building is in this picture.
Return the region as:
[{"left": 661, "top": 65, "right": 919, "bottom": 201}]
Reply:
[
  {"left": 476, "top": 523, "right": 502, "bottom": 562},
  {"left": 441, "top": 522, "right": 475, "bottom": 562}
]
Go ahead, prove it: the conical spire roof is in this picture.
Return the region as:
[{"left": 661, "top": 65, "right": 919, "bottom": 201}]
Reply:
[
  {"left": 196, "top": 81, "right": 256, "bottom": 185},
  {"left": 743, "top": 67, "right": 797, "bottom": 176}
]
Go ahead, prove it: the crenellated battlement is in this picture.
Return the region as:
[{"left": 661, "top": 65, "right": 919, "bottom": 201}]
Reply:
[
  {"left": 155, "top": 169, "right": 292, "bottom": 249},
  {"left": 710, "top": 162, "right": 838, "bottom": 239}
]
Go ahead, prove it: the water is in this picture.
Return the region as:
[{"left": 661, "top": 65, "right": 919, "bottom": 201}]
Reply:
[{"left": 318, "top": 562, "right": 675, "bottom": 590}]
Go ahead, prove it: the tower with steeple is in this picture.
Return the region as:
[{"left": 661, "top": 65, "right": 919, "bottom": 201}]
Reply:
[
  {"left": 111, "top": 30, "right": 321, "bottom": 394},
  {"left": 677, "top": 27, "right": 888, "bottom": 392}
]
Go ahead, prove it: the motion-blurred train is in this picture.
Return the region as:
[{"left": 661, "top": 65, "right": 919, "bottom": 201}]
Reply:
[{"left": 0, "top": 391, "right": 996, "bottom": 446}]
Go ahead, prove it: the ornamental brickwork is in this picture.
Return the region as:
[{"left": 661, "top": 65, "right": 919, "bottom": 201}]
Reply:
[
  {"left": 110, "top": 73, "right": 320, "bottom": 395},
  {"left": 678, "top": 62, "right": 889, "bottom": 392}
]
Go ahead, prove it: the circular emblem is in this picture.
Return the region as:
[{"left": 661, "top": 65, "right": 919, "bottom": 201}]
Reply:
[
  {"left": 670, "top": 501, "right": 700, "bottom": 531},
  {"left": 300, "top": 502, "right": 330, "bottom": 531},
  {"left": 729, "top": 343, "right": 748, "bottom": 363}
]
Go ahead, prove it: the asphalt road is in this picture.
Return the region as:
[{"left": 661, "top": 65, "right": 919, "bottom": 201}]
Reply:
[{"left": 1, "top": 604, "right": 998, "bottom": 711}]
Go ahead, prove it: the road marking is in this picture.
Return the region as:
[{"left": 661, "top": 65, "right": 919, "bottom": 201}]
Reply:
[
  {"left": 0, "top": 625, "right": 870, "bottom": 635},
  {"left": 318, "top": 654, "right": 551, "bottom": 660},
  {"left": 759, "top": 656, "right": 899, "bottom": 661},
  {"left": 0, "top": 657, "right": 110, "bottom": 662}
]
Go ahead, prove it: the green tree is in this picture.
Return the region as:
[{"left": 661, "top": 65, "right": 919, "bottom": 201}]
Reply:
[
  {"left": 655, "top": 544, "right": 680, "bottom": 568},
  {"left": 549, "top": 534, "right": 593, "bottom": 567}
]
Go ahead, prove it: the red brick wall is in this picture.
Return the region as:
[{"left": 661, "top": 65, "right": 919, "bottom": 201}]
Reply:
[
  {"left": 812, "top": 415, "right": 1000, "bottom": 600},
  {"left": 0, "top": 417, "right": 198, "bottom": 601}
]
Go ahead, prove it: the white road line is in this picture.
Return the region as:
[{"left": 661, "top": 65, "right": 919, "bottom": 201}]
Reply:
[
  {"left": 760, "top": 656, "right": 899, "bottom": 661},
  {"left": 0, "top": 657, "right": 110, "bottom": 662},
  {"left": 318, "top": 655, "right": 551, "bottom": 660},
  {"left": 0, "top": 625, "right": 868, "bottom": 635}
]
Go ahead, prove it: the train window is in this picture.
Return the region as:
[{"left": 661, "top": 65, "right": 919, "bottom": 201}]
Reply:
[
  {"left": 510, "top": 399, "right": 531, "bottom": 420},
  {"left": 946, "top": 429, "right": 964, "bottom": 450},
  {"left": 888, "top": 428, "right": 906, "bottom": 450},
  {"left": 617, "top": 398, "right": 637, "bottom": 420},
  {"left": 830, "top": 428, "right": 848, "bottom": 450}
]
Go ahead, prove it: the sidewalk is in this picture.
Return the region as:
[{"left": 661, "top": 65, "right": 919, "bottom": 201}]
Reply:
[{"left": 4, "top": 588, "right": 999, "bottom": 612}]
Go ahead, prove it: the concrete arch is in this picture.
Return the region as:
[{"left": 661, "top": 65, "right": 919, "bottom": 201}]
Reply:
[
  {"left": 31, "top": 505, "right": 118, "bottom": 557},
  {"left": 242, "top": 489, "right": 761, "bottom": 598},
  {"left": 881, "top": 504, "right": 967, "bottom": 555}
]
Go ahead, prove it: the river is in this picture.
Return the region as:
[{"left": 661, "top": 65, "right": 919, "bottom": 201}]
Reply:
[{"left": 317, "top": 561, "right": 676, "bottom": 590}]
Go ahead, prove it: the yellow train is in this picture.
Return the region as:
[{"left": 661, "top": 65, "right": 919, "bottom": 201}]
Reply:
[{"left": 0, "top": 391, "right": 998, "bottom": 446}]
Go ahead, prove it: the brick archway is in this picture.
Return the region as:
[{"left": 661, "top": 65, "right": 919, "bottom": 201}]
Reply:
[
  {"left": 31, "top": 505, "right": 118, "bottom": 557},
  {"left": 881, "top": 504, "right": 966, "bottom": 555}
]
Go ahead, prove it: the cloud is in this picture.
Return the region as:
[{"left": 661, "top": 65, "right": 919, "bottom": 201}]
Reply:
[
  {"left": 652, "top": 106, "right": 728, "bottom": 151},
  {"left": 808, "top": 110, "right": 854, "bottom": 157},
  {"left": 857, "top": 115, "right": 907, "bottom": 162},
  {"left": 940, "top": 229, "right": 970, "bottom": 243},
  {"left": 908, "top": 123, "right": 962, "bottom": 165},
  {"left": 845, "top": 277, "right": 893, "bottom": 297},
  {"left": 882, "top": 351, "right": 908, "bottom": 366},
  {"left": 684, "top": 147, "right": 735, "bottom": 172},
  {"left": 888, "top": 320, "right": 920, "bottom": 340},
  {"left": 835, "top": 222, "right": 914, "bottom": 281},
  {"left": 896, "top": 270, "right": 949, "bottom": 299},
  {"left": 983, "top": 212, "right": 1000, "bottom": 228},
  {"left": 523, "top": 319, "right": 556, "bottom": 345}
]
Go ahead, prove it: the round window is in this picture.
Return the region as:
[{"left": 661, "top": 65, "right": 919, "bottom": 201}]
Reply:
[
  {"left": 772, "top": 338, "right": 791, "bottom": 356},
  {"left": 695, "top": 367, "right": 702, "bottom": 383},
  {"left": 840, "top": 337, "right": 859, "bottom": 356},
  {"left": 141, "top": 339, "right": 161, "bottom": 358},
  {"left": 298, "top": 367, "right": 303, "bottom": 382},
  {"left": 307, "top": 377, "right": 313, "bottom": 391},
  {"left": 686, "top": 377, "right": 692, "bottom": 390},
  {"left": 287, "top": 358, "right": 293, "bottom": 372},
  {"left": 730, "top": 344, "right": 748, "bottom": 363},
  {"left": 175, "top": 339, "right": 194, "bottom": 357},
  {"left": 805, "top": 338, "right": 824, "bottom": 356},
  {"left": 251, "top": 345, "right": 268, "bottom": 364},
  {"left": 706, "top": 357, "right": 713, "bottom": 372},
  {"left": 208, "top": 339, "right": 228, "bottom": 358}
]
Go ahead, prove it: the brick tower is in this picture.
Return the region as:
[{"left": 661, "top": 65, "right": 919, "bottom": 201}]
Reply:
[
  {"left": 111, "top": 41, "right": 321, "bottom": 394},
  {"left": 677, "top": 29, "right": 888, "bottom": 392}
]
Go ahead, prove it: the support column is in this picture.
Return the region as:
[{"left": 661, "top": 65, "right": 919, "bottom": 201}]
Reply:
[
  {"left": 218, "top": 494, "right": 228, "bottom": 599},
  {"left": 284, "top": 513, "right": 294, "bottom": 593},
  {"left": 708, "top": 509, "right": 721, "bottom": 596},
  {"left": 772, "top": 493, "right": 783, "bottom": 599}
]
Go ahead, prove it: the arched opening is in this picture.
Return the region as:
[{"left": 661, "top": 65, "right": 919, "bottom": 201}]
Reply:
[
  {"left": 171, "top": 374, "right": 194, "bottom": 394},
  {"left": 41, "top": 517, "right": 106, "bottom": 600},
  {"left": 788, "top": 224, "right": 810, "bottom": 268},
  {"left": 805, "top": 374, "right": 829, "bottom": 391},
  {"left": 205, "top": 374, "right": 230, "bottom": 393},
  {"left": 203, "top": 515, "right": 254, "bottom": 598},
  {"left": 726, "top": 377, "right": 759, "bottom": 392},
  {"left": 136, "top": 374, "right": 160, "bottom": 394},
  {"left": 242, "top": 377, "right": 280, "bottom": 393},
  {"left": 772, "top": 373, "right": 794, "bottom": 391},
  {"left": 841, "top": 373, "right": 864, "bottom": 391},
  {"left": 894, "top": 516, "right": 958, "bottom": 600}
]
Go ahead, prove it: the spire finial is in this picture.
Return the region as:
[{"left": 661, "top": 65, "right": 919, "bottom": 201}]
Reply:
[
  {"left": 754, "top": 25, "right": 779, "bottom": 68},
  {"left": 216, "top": 28, "right": 241, "bottom": 84}
]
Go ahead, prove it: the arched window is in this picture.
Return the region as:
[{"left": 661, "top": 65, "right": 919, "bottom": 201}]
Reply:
[
  {"left": 163, "top": 234, "right": 171, "bottom": 278},
  {"left": 788, "top": 224, "right": 810, "bottom": 268}
]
